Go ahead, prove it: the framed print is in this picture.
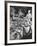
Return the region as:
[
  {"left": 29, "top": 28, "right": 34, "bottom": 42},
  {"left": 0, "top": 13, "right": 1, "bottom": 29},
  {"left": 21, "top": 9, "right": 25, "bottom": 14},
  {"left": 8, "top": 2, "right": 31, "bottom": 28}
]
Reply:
[{"left": 5, "top": 1, "right": 36, "bottom": 45}]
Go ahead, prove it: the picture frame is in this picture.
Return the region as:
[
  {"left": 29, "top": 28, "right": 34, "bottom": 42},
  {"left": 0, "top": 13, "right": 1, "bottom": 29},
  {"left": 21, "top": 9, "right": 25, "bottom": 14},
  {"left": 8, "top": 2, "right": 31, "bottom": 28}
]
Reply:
[{"left": 5, "top": 1, "right": 36, "bottom": 45}]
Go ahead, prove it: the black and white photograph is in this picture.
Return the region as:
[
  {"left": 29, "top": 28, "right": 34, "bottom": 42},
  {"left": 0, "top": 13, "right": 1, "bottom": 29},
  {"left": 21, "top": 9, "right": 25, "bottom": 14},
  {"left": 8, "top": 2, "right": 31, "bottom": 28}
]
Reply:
[
  {"left": 10, "top": 6, "right": 32, "bottom": 40},
  {"left": 5, "top": 1, "right": 36, "bottom": 45}
]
